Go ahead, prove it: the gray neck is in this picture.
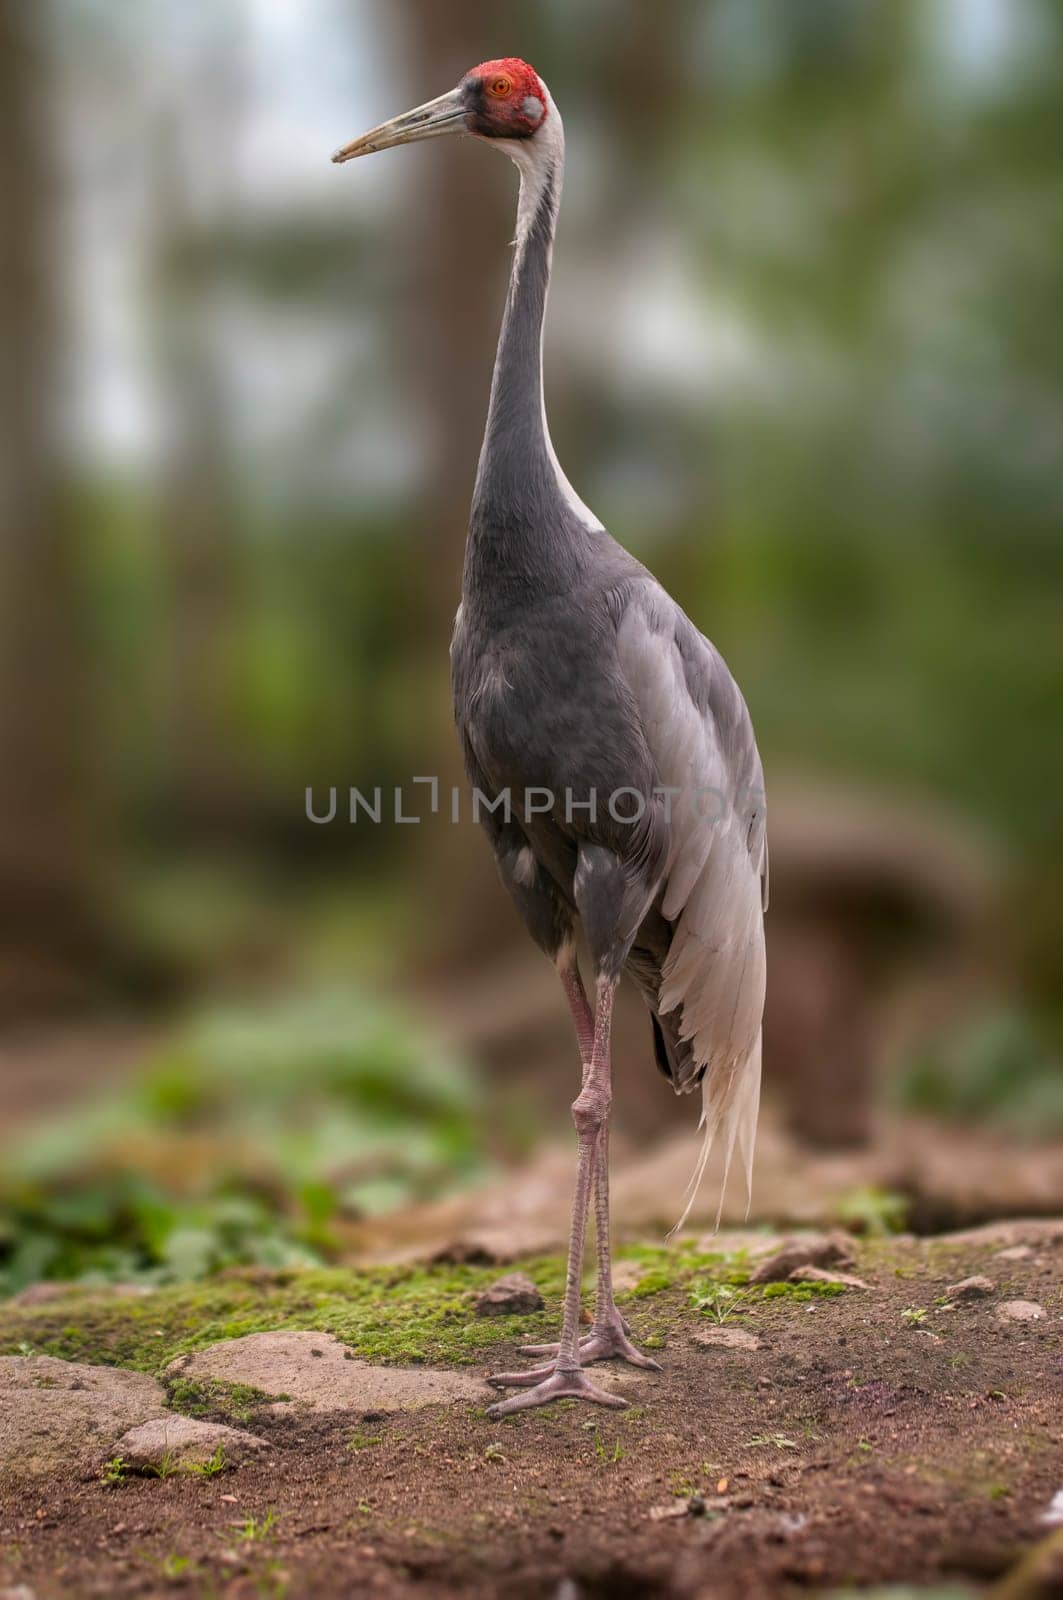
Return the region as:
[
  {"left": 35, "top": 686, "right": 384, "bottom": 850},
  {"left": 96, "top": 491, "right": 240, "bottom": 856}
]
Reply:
[{"left": 465, "top": 134, "right": 597, "bottom": 609}]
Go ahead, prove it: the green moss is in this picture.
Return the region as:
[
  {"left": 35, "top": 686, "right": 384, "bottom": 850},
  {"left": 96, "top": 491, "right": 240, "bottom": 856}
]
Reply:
[
  {"left": 165, "top": 1376, "right": 272, "bottom": 1423},
  {"left": 629, "top": 1269, "right": 674, "bottom": 1299},
  {"left": 0, "top": 1259, "right": 574, "bottom": 1373},
  {"left": 0, "top": 1236, "right": 921, "bottom": 1381},
  {"left": 759, "top": 1280, "right": 846, "bottom": 1301},
  {"left": 617, "top": 1241, "right": 755, "bottom": 1301}
]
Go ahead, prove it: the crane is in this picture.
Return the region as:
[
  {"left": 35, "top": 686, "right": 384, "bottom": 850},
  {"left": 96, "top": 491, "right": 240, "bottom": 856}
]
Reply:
[{"left": 333, "top": 58, "right": 767, "bottom": 1418}]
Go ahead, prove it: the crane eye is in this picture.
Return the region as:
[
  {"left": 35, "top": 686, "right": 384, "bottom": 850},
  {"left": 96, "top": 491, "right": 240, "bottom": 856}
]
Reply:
[{"left": 486, "top": 75, "right": 513, "bottom": 98}]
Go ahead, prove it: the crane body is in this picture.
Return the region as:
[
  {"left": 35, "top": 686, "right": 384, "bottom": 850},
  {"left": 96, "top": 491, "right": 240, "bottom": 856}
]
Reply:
[{"left": 334, "top": 58, "right": 767, "bottom": 1417}]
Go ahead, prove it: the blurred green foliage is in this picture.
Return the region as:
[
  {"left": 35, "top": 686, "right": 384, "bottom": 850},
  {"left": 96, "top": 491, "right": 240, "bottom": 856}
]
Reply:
[
  {"left": 0, "top": 993, "right": 485, "bottom": 1294},
  {"left": 895, "top": 1007, "right": 1063, "bottom": 1133}
]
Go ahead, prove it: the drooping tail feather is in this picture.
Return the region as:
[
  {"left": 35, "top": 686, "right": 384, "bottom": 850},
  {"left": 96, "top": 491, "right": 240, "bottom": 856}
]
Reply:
[{"left": 668, "top": 1028, "right": 762, "bottom": 1237}]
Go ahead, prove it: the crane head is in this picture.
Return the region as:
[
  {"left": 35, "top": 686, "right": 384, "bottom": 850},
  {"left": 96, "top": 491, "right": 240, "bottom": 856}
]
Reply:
[{"left": 331, "top": 58, "right": 548, "bottom": 165}]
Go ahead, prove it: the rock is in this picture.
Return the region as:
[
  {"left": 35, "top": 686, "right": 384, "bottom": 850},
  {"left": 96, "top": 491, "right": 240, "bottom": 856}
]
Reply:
[
  {"left": 166, "top": 1332, "right": 490, "bottom": 1413},
  {"left": 947, "top": 1276, "right": 996, "bottom": 1300},
  {"left": 474, "top": 1273, "right": 544, "bottom": 1317},
  {"left": 649, "top": 1499, "right": 692, "bottom": 1521},
  {"left": 997, "top": 1245, "right": 1034, "bottom": 1261},
  {"left": 940, "top": 1219, "right": 1063, "bottom": 1251},
  {"left": 746, "top": 1231, "right": 856, "bottom": 1285},
  {"left": 997, "top": 1300, "right": 1046, "bottom": 1323},
  {"left": 10, "top": 1282, "right": 150, "bottom": 1306},
  {"left": 0, "top": 1357, "right": 167, "bottom": 1478},
  {"left": 111, "top": 1416, "right": 267, "bottom": 1474},
  {"left": 9, "top": 1283, "right": 72, "bottom": 1306},
  {"left": 694, "top": 1327, "right": 763, "bottom": 1352},
  {"left": 789, "top": 1266, "right": 870, "bottom": 1289},
  {"left": 1042, "top": 1490, "right": 1063, "bottom": 1528},
  {"left": 0, "top": 1586, "right": 38, "bottom": 1600}
]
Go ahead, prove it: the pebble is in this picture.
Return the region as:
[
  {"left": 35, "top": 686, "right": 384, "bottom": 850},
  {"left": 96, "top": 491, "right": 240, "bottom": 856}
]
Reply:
[
  {"left": 997, "top": 1300, "right": 1046, "bottom": 1322},
  {"left": 694, "top": 1327, "right": 763, "bottom": 1352},
  {"left": 946, "top": 1276, "right": 996, "bottom": 1300},
  {"left": 474, "top": 1273, "right": 544, "bottom": 1317},
  {"left": 167, "top": 1331, "right": 489, "bottom": 1411},
  {"left": 747, "top": 1232, "right": 856, "bottom": 1285},
  {"left": 789, "top": 1266, "right": 871, "bottom": 1289},
  {"left": 110, "top": 1415, "right": 268, "bottom": 1474}
]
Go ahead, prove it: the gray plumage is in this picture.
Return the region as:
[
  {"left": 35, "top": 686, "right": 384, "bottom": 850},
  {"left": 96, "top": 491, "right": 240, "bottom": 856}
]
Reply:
[
  {"left": 450, "top": 83, "right": 767, "bottom": 1217},
  {"left": 333, "top": 56, "right": 767, "bottom": 1411}
]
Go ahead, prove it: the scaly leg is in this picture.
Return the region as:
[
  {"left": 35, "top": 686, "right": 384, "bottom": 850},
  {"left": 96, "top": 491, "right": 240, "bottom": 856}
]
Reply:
[
  {"left": 520, "top": 952, "right": 660, "bottom": 1370},
  {"left": 486, "top": 980, "right": 626, "bottom": 1417}
]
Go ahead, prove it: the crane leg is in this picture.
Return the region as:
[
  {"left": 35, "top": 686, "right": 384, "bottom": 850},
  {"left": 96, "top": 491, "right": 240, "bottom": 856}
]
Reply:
[
  {"left": 485, "top": 978, "right": 628, "bottom": 1417},
  {"left": 505, "top": 953, "right": 661, "bottom": 1374},
  {"left": 486, "top": 969, "right": 660, "bottom": 1415}
]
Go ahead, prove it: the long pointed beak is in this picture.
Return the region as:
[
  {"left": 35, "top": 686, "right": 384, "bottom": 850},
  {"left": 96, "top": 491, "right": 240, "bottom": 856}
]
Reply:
[{"left": 331, "top": 87, "right": 468, "bottom": 164}]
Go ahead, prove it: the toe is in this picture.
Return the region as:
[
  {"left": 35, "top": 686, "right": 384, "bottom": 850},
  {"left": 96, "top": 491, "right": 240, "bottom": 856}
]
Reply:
[
  {"left": 485, "top": 1368, "right": 628, "bottom": 1417},
  {"left": 487, "top": 1363, "right": 557, "bottom": 1388},
  {"left": 625, "top": 1348, "right": 663, "bottom": 1371}
]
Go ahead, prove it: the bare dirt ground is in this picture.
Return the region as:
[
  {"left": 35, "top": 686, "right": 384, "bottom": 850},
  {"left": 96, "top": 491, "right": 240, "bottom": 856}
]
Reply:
[{"left": 1, "top": 1230, "right": 1060, "bottom": 1600}]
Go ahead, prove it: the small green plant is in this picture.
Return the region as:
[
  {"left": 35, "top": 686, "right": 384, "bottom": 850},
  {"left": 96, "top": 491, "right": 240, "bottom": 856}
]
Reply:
[
  {"left": 691, "top": 1283, "right": 749, "bottom": 1324},
  {"left": 148, "top": 1449, "right": 180, "bottom": 1480},
  {"left": 745, "top": 1433, "right": 799, "bottom": 1451},
  {"left": 347, "top": 1431, "right": 380, "bottom": 1452},
  {"left": 253, "top": 1558, "right": 290, "bottom": 1600},
  {"left": 101, "top": 1455, "right": 128, "bottom": 1487},
  {"left": 157, "top": 1552, "right": 196, "bottom": 1580},
  {"left": 901, "top": 1307, "right": 928, "bottom": 1326},
  {"left": 592, "top": 1432, "right": 624, "bottom": 1464},
  {"left": 187, "top": 1443, "right": 226, "bottom": 1478},
  {"left": 232, "top": 1509, "right": 278, "bottom": 1542},
  {"left": 483, "top": 1443, "right": 506, "bottom": 1462}
]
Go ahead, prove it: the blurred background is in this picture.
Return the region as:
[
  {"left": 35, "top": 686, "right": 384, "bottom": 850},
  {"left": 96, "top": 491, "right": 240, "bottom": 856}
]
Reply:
[{"left": 2, "top": 0, "right": 1062, "bottom": 1290}]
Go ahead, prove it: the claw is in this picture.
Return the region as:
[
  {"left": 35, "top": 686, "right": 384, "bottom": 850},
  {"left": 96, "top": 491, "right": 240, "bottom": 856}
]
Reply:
[
  {"left": 518, "top": 1320, "right": 659, "bottom": 1370},
  {"left": 486, "top": 1361, "right": 557, "bottom": 1388},
  {"left": 486, "top": 1366, "right": 628, "bottom": 1419}
]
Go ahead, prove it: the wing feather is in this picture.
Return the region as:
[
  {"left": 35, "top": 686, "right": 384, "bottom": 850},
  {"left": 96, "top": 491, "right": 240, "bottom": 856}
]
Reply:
[{"left": 615, "top": 591, "right": 767, "bottom": 1226}]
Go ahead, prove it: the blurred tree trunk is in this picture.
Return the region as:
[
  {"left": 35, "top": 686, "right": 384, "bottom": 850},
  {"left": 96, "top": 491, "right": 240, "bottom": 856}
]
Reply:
[
  {"left": 393, "top": 0, "right": 520, "bottom": 969},
  {"left": 0, "top": 2, "right": 103, "bottom": 1015},
  {"left": 149, "top": 111, "right": 241, "bottom": 838}
]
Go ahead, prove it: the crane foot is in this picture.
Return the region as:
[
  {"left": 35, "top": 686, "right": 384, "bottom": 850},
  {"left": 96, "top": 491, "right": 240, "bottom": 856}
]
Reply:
[
  {"left": 485, "top": 1366, "right": 628, "bottom": 1419},
  {"left": 518, "top": 1319, "right": 662, "bottom": 1372}
]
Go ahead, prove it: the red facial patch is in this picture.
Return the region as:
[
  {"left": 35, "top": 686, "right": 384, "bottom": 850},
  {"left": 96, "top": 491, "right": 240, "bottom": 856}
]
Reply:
[{"left": 465, "top": 57, "right": 547, "bottom": 138}]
